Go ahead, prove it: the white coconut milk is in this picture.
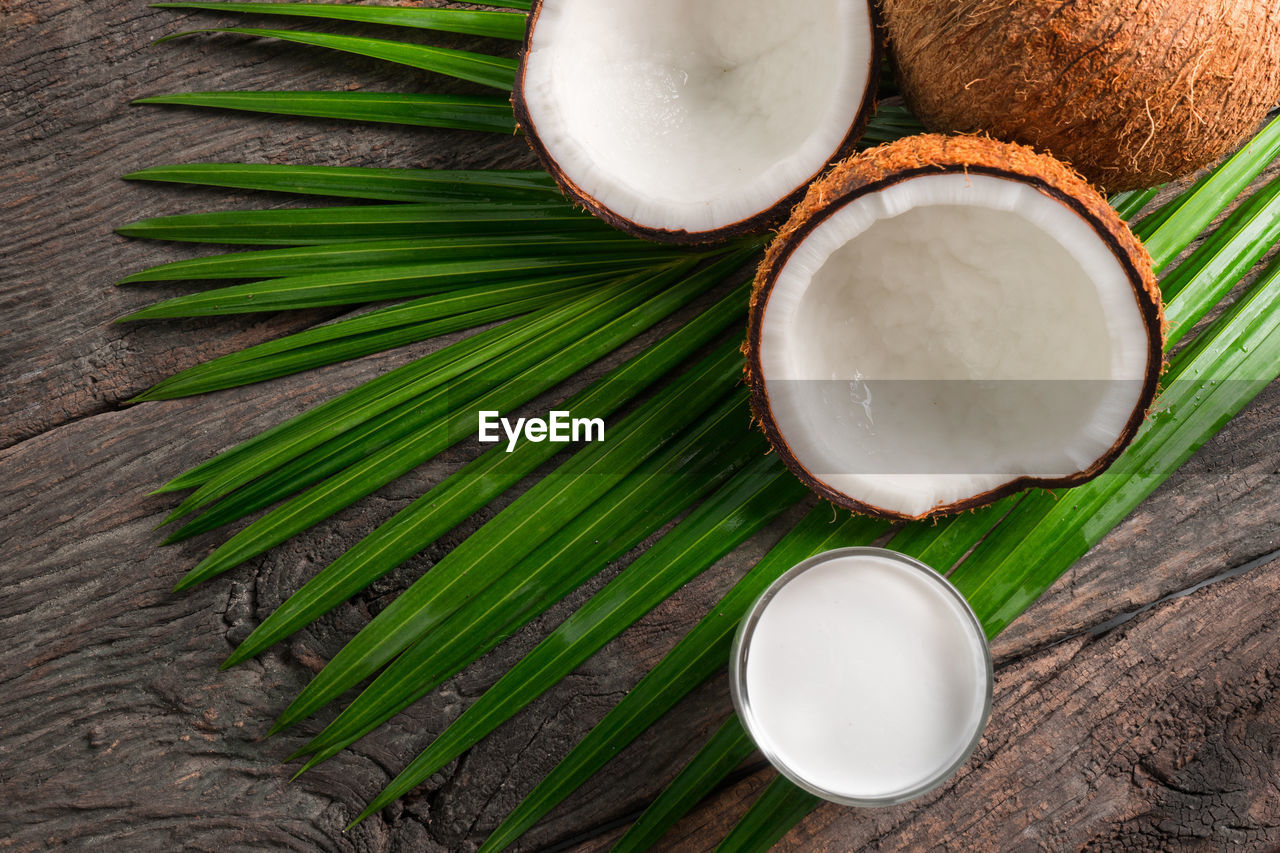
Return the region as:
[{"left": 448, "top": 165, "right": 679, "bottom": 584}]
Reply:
[{"left": 735, "top": 549, "right": 991, "bottom": 803}]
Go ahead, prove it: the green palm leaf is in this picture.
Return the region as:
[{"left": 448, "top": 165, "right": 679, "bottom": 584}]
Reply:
[
  {"left": 716, "top": 775, "right": 822, "bottom": 853},
  {"left": 1156, "top": 173, "right": 1280, "bottom": 345},
  {"left": 152, "top": 2, "right": 527, "bottom": 40},
  {"left": 132, "top": 286, "right": 585, "bottom": 401},
  {"left": 157, "top": 27, "right": 517, "bottom": 89},
  {"left": 117, "top": 201, "right": 605, "bottom": 245},
  {"left": 858, "top": 103, "right": 925, "bottom": 145},
  {"left": 270, "top": 333, "right": 752, "bottom": 735},
  {"left": 134, "top": 90, "right": 517, "bottom": 132},
  {"left": 222, "top": 279, "right": 754, "bottom": 668},
  {"left": 118, "top": 255, "right": 672, "bottom": 319},
  {"left": 1108, "top": 186, "right": 1163, "bottom": 221},
  {"left": 123, "top": 164, "right": 558, "bottom": 203},
  {"left": 611, "top": 715, "right": 758, "bottom": 853},
  {"left": 155, "top": 282, "right": 638, "bottom": 501},
  {"left": 1134, "top": 115, "right": 1280, "bottom": 266},
  {"left": 117, "top": 235, "right": 652, "bottom": 284},
  {"left": 169, "top": 256, "right": 741, "bottom": 583}
]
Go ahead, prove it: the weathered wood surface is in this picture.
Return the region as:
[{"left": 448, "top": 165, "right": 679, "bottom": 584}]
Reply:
[
  {"left": 0, "top": 0, "right": 537, "bottom": 448},
  {"left": 3, "top": 1, "right": 1280, "bottom": 851}
]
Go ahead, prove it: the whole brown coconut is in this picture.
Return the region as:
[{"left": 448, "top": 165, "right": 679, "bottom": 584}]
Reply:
[{"left": 881, "top": 0, "right": 1280, "bottom": 191}]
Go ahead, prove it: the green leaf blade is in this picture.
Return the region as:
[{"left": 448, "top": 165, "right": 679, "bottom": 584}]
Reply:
[
  {"left": 122, "top": 164, "right": 558, "bottom": 204},
  {"left": 118, "top": 235, "right": 653, "bottom": 285},
  {"left": 134, "top": 293, "right": 563, "bottom": 402},
  {"left": 133, "top": 91, "right": 517, "bottom": 133},
  {"left": 1136, "top": 113, "right": 1280, "bottom": 269},
  {"left": 119, "top": 256, "right": 668, "bottom": 319},
  {"left": 1158, "top": 172, "right": 1280, "bottom": 346},
  {"left": 1108, "top": 186, "right": 1162, "bottom": 222},
  {"left": 158, "top": 28, "right": 518, "bottom": 90},
  {"left": 609, "top": 716, "right": 757, "bottom": 853},
  {"left": 151, "top": 2, "right": 527, "bottom": 40},
  {"left": 859, "top": 103, "right": 926, "bottom": 147},
  {"left": 714, "top": 776, "right": 820, "bottom": 853},
  {"left": 116, "top": 201, "right": 604, "bottom": 245}
]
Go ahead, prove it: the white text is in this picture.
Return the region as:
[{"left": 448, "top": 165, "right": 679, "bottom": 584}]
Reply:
[{"left": 478, "top": 410, "right": 605, "bottom": 452}]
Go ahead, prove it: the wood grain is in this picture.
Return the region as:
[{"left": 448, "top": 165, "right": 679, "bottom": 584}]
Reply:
[
  {"left": 4, "top": 1, "right": 1280, "bottom": 851},
  {"left": 0, "top": 0, "right": 533, "bottom": 449}
]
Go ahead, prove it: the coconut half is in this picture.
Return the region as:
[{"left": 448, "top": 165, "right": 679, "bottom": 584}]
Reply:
[
  {"left": 746, "top": 136, "right": 1165, "bottom": 520},
  {"left": 513, "top": 0, "right": 879, "bottom": 244}
]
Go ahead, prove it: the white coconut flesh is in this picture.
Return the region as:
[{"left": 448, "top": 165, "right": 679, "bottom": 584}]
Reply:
[
  {"left": 519, "top": 0, "right": 874, "bottom": 236},
  {"left": 759, "top": 174, "right": 1152, "bottom": 518}
]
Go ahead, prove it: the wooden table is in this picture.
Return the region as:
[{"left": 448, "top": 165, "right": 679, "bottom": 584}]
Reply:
[{"left": 5, "top": 3, "right": 1280, "bottom": 850}]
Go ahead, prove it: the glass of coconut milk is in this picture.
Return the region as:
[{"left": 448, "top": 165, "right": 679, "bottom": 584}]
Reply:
[{"left": 730, "top": 547, "right": 993, "bottom": 805}]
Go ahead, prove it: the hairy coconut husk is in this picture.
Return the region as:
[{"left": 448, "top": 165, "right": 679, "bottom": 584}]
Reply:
[
  {"left": 745, "top": 134, "right": 1165, "bottom": 520},
  {"left": 881, "top": 0, "right": 1280, "bottom": 191}
]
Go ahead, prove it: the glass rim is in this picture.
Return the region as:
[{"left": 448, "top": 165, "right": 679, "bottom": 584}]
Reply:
[{"left": 728, "top": 545, "right": 994, "bottom": 807}]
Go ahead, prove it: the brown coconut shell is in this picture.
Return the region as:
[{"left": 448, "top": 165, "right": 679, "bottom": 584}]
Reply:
[
  {"left": 880, "top": 0, "right": 1280, "bottom": 192},
  {"left": 745, "top": 134, "right": 1166, "bottom": 520},
  {"left": 511, "top": 0, "right": 883, "bottom": 245}
]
